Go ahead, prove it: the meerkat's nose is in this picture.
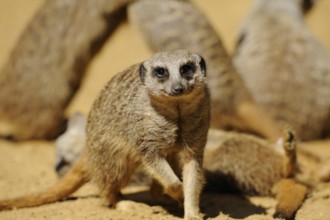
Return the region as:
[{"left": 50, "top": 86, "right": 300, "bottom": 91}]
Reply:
[{"left": 172, "top": 85, "right": 184, "bottom": 95}]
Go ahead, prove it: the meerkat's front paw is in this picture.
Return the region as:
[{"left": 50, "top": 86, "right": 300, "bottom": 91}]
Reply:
[
  {"left": 164, "top": 182, "right": 184, "bottom": 205},
  {"left": 150, "top": 180, "right": 177, "bottom": 205}
]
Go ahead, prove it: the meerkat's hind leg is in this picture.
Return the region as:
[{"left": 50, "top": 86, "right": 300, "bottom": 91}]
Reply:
[
  {"left": 272, "top": 127, "right": 308, "bottom": 220},
  {"left": 272, "top": 179, "right": 308, "bottom": 220},
  {"left": 101, "top": 183, "right": 124, "bottom": 207},
  {"left": 100, "top": 176, "right": 132, "bottom": 207},
  {"left": 98, "top": 156, "right": 141, "bottom": 207},
  {"left": 282, "top": 126, "right": 298, "bottom": 178}
]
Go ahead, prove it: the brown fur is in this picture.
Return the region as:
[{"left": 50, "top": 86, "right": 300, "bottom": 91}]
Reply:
[
  {"left": 204, "top": 128, "right": 307, "bottom": 219},
  {"left": 128, "top": 0, "right": 280, "bottom": 140},
  {"left": 234, "top": 0, "right": 330, "bottom": 141},
  {"left": 0, "top": 0, "right": 131, "bottom": 140},
  {"left": 0, "top": 50, "right": 210, "bottom": 220},
  {"left": 272, "top": 179, "right": 308, "bottom": 220}
]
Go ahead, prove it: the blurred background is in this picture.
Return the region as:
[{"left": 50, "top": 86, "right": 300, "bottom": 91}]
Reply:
[
  {"left": 0, "top": 0, "right": 329, "bottom": 116},
  {"left": 0, "top": 1, "right": 330, "bottom": 219}
]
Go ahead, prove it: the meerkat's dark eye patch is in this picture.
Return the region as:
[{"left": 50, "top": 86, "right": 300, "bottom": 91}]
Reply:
[
  {"left": 199, "top": 56, "right": 206, "bottom": 76},
  {"left": 153, "top": 67, "right": 169, "bottom": 81},
  {"left": 180, "top": 62, "right": 196, "bottom": 78}
]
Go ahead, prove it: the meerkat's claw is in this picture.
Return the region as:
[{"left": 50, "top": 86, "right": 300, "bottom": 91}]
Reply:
[{"left": 283, "top": 126, "right": 296, "bottom": 151}]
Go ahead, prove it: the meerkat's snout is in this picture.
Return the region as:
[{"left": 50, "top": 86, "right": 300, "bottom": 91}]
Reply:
[{"left": 171, "top": 83, "right": 184, "bottom": 95}]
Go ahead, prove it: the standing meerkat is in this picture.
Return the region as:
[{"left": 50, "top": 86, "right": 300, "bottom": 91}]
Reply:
[
  {"left": 234, "top": 0, "right": 330, "bottom": 141},
  {"left": 0, "top": 0, "right": 132, "bottom": 140},
  {"left": 0, "top": 49, "right": 210, "bottom": 220},
  {"left": 128, "top": 0, "right": 280, "bottom": 140}
]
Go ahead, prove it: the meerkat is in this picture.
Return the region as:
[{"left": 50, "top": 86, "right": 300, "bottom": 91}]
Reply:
[
  {"left": 0, "top": 0, "right": 132, "bottom": 140},
  {"left": 0, "top": 50, "right": 210, "bottom": 220},
  {"left": 204, "top": 128, "right": 297, "bottom": 196},
  {"left": 234, "top": 0, "right": 330, "bottom": 141},
  {"left": 54, "top": 114, "right": 311, "bottom": 195},
  {"left": 204, "top": 128, "right": 308, "bottom": 220},
  {"left": 128, "top": 0, "right": 281, "bottom": 140},
  {"left": 54, "top": 115, "right": 307, "bottom": 219}
]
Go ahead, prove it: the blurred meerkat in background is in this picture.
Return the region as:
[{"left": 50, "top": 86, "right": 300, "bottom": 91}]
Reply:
[
  {"left": 128, "top": 0, "right": 281, "bottom": 140},
  {"left": 0, "top": 0, "right": 132, "bottom": 140},
  {"left": 234, "top": 0, "right": 330, "bottom": 141}
]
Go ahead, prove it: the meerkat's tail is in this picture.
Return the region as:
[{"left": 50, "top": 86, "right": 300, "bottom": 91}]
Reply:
[
  {"left": 272, "top": 179, "right": 308, "bottom": 220},
  {"left": 0, "top": 154, "right": 89, "bottom": 210},
  {"left": 271, "top": 128, "right": 307, "bottom": 220}
]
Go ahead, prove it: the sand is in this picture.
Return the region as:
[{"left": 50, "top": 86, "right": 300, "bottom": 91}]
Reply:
[{"left": 1, "top": 0, "right": 330, "bottom": 219}]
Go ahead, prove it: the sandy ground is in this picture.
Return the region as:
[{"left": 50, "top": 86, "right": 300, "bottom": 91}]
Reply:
[{"left": 1, "top": 0, "right": 330, "bottom": 219}]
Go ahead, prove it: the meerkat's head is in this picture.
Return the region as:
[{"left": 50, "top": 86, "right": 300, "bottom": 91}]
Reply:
[{"left": 139, "top": 49, "right": 207, "bottom": 98}]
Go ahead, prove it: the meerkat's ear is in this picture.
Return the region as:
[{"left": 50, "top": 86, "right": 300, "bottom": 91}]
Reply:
[
  {"left": 199, "top": 56, "right": 206, "bottom": 76},
  {"left": 302, "top": 0, "right": 314, "bottom": 13},
  {"left": 139, "top": 63, "right": 147, "bottom": 84}
]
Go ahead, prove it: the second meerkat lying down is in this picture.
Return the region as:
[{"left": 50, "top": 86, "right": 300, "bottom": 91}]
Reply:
[
  {"left": 55, "top": 113, "right": 307, "bottom": 219},
  {"left": 0, "top": 50, "right": 210, "bottom": 220},
  {"left": 128, "top": 0, "right": 280, "bottom": 140},
  {"left": 204, "top": 129, "right": 307, "bottom": 219}
]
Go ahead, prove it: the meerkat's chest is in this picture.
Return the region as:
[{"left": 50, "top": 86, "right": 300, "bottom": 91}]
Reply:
[{"left": 140, "top": 111, "right": 207, "bottom": 152}]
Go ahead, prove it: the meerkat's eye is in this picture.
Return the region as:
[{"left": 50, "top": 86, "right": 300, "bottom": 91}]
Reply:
[
  {"left": 180, "top": 62, "right": 196, "bottom": 77},
  {"left": 153, "top": 67, "right": 168, "bottom": 80}
]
